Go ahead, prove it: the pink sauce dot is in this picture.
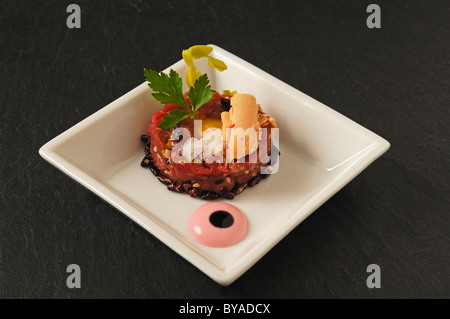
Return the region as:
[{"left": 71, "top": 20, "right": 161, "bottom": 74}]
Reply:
[{"left": 188, "top": 202, "right": 248, "bottom": 248}]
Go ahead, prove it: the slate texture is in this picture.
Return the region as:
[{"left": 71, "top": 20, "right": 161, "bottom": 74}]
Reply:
[{"left": 0, "top": 0, "right": 449, "bottom": 298}]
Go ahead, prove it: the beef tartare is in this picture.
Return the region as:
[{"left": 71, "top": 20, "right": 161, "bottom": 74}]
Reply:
[
  {"left": 141, "top": 91, "right": 278, "bottom": 199},
  {"left": 141, "top": 45, "right": 278, "bottom": 199}
]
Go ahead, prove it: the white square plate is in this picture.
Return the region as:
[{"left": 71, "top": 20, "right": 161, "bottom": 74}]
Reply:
[{"left": 39, "top": 45, "right": 390, "bottom": 286}]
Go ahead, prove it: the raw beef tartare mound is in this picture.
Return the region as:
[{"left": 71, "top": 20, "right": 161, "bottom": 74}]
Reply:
[
  {"left": 141, "top": 45, "right": 279, "bottom": 199},
  {"left": 141, "top": 92, "right": 278, "bottom": 200}
]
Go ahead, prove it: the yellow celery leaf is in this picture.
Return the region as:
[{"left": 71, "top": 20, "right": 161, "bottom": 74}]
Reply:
[
  {"left": 186, "top": 65, "right": 201, "bottom": 88},
  {"left": 222, "top": 90, "right": 237, "bottom": 96},
  {"left": 186, "top": 67, "right": 195, "bottom": 88},
  {"left": 182, "top": 49, "right": 194, "bottom": 68},
  {"left": 208, "top": 57, "right": 228, "bottom": 72},
  {"left": 189, "top": 45, "right": 213, "bottom": 59}
]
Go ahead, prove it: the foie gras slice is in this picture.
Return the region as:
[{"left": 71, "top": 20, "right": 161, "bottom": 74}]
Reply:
[{"left": 221, "top": 94, "right": 260, "bottom": 159}]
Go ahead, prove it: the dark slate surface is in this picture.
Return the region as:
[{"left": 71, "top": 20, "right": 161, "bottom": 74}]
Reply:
[{"left": 0, "top": 0, "right": 449, "bottom": 298}]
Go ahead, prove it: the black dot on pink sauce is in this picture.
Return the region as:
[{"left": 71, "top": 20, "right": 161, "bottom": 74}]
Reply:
[{"left": 209, "top": 211, "right": 234, "bottom": 228}]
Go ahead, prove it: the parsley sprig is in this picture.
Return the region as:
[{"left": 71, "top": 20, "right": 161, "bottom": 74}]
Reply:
[{"left": 144, "top": 69, "right": 214, "bottom": 129}]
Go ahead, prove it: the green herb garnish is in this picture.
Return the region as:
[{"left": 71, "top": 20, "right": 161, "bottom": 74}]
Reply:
[{"left": 144, "top": 69, "right": 214, "bottom": 129}]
